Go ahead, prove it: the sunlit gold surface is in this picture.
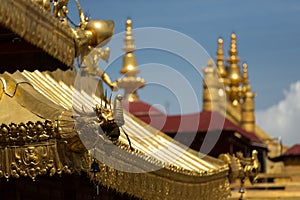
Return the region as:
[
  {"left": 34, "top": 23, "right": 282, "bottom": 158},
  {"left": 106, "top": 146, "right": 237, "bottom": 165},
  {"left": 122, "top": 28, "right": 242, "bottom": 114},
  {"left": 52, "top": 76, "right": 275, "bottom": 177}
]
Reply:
[
  {"left": 73, "top": 0, "right": 114, "bottom": 51},
  {"left": 85, "top": 20, "right": 115, "bottom": 48},
  {"left": 120, "top": 53, "right": 139, "bottom": 75}
]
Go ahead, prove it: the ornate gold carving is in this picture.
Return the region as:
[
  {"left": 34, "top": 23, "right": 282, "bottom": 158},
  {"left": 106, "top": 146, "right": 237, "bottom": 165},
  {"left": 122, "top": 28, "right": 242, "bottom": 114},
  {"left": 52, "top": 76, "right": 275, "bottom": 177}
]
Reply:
[
  {"left": 0, "top": 142, "right": 71, "bottom": 180},
  {"left": 0, "top": 0, "right": 75, "bottom": 67},
  {"left": 219, "top": 150, "right": 260, "bottom": 181},
  {"left": 0, "top": 120, "right": 74, "bottom": 180},
  {"left": 1, "top": 0, "right": 116, "bottom": 76},
  {"left": 0, "top": 118, "right": 91, "bottom": 180},
  {"left": 72, "top": 0, "right": 114, "bottom": 57},
  {"left": 0, "top": 120, "right": 57, "bottom": 145},
  {"left": 219, "top": 150, "right": 260, "bottom": 199},
  {"left": 72, "top": 94, "right": 133, "bottom": 150},
  {"left": 0, "top": 115, "right": 230, "bottom": 198},
  {"left": 236, "top": 150, "right": 260, "bottom": 179},
  {"left": 53, "top": 0, "right": 69, "bottom": 26},
  {"left": 88, "top": 156, "right": 230, "bottom": 200}
]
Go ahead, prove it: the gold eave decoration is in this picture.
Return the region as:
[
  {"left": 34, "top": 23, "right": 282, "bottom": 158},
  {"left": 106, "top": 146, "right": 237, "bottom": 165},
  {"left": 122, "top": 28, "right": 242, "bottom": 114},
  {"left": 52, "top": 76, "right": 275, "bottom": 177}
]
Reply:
[
  {"left": 0, "top": 119, "right": 230, "bottom": 199},
  {"left": 0, "top": 0, "right": 76, "bottom": 67},
  {"left": 0, "top": 120, "right": 90, "bottom": 181}
]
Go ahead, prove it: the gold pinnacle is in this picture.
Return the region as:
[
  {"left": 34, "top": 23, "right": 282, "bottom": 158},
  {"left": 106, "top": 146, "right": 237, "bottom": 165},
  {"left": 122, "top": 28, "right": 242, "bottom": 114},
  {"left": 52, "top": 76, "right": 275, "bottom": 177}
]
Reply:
[
  {"left": 242, "top": 62, "right": 251, "bottom": 92},
  {"left": 123, "top": 18, "right": 136, "bottom": 53},
  {"left": 120, "top": 18, "right": 139, "bottom": 75},
  {"left": 227, "top": 33, "right": 242, "bottom": 86},
  {"left": 118, "top": 18, "right": 145, "bottom": 102},
  {"left": 228, "top": 33, "right": 240, "bottom": 64},
  {"left": 216, "top": 37, "right": 226, "bottom": 78}
]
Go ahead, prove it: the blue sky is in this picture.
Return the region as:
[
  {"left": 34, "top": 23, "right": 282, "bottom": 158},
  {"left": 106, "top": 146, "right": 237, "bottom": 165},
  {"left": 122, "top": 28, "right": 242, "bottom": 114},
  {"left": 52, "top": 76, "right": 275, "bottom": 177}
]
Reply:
[{"left": 69, "top": 1, "right": 300, "bottom": 146}]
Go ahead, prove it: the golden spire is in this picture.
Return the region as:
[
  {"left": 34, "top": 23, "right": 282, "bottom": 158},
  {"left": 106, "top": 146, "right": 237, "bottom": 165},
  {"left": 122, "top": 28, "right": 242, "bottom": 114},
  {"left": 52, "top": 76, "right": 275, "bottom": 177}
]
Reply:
[
  {"left": 242, "top": 62, "right": 251, "bottom": 92},
  {"left": 117, "top": 18, "right": 145, "bottom": 102},
  {"left": 123, "top": 18, "right": 136, "bottom": 52},
  {"left": 240, "top": 62, "right": 256, "bottom": 132},
  {"left": 120, "top": 19, "right": 139, "bottom": 75},
  {"left": 227, "top": 33, "right": 242, "bottom": 87},
  {"left": 216, "top": 37, "right": 227, "bottom": 79}
]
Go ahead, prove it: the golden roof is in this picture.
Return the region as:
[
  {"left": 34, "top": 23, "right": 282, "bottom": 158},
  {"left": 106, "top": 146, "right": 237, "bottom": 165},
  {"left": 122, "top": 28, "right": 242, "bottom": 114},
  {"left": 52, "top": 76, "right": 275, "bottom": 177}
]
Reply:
[{"left": 0, "top": 70, "right": 230, "bottom": 199}]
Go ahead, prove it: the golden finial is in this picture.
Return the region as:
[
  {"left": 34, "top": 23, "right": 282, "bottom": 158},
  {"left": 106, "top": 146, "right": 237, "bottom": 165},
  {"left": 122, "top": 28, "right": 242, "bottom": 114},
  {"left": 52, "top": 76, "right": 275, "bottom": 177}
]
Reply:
[
  {"left": 227, "top": 33, "right": 242, "bottom": 86},
  {"left": 216, "top": 37, "right": 227, "bottom": 78},
  {"left": 228, "top": 33, "right": 240, "bottom": 63},
  {"left": 240, "top": 63, "right": 257, "bottom": 131},
  {"left": 242, "top": 62, "right": 251, "bottom": 92},
  {"left": 123, "top": 18, "right": 136, "bottom": 53},
  {"left": 117, "top": 18, "right": 145, "bottom": 102},
  {"left": 120, "top": 18, "right": 139, "bottom": 75}
]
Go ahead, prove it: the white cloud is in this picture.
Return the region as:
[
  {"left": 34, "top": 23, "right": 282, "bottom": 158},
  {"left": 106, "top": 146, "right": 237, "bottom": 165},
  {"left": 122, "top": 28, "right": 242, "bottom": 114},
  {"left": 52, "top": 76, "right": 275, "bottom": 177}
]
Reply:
[{"left": 256, "top": 80, "right": 300, "bottom": 146}]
